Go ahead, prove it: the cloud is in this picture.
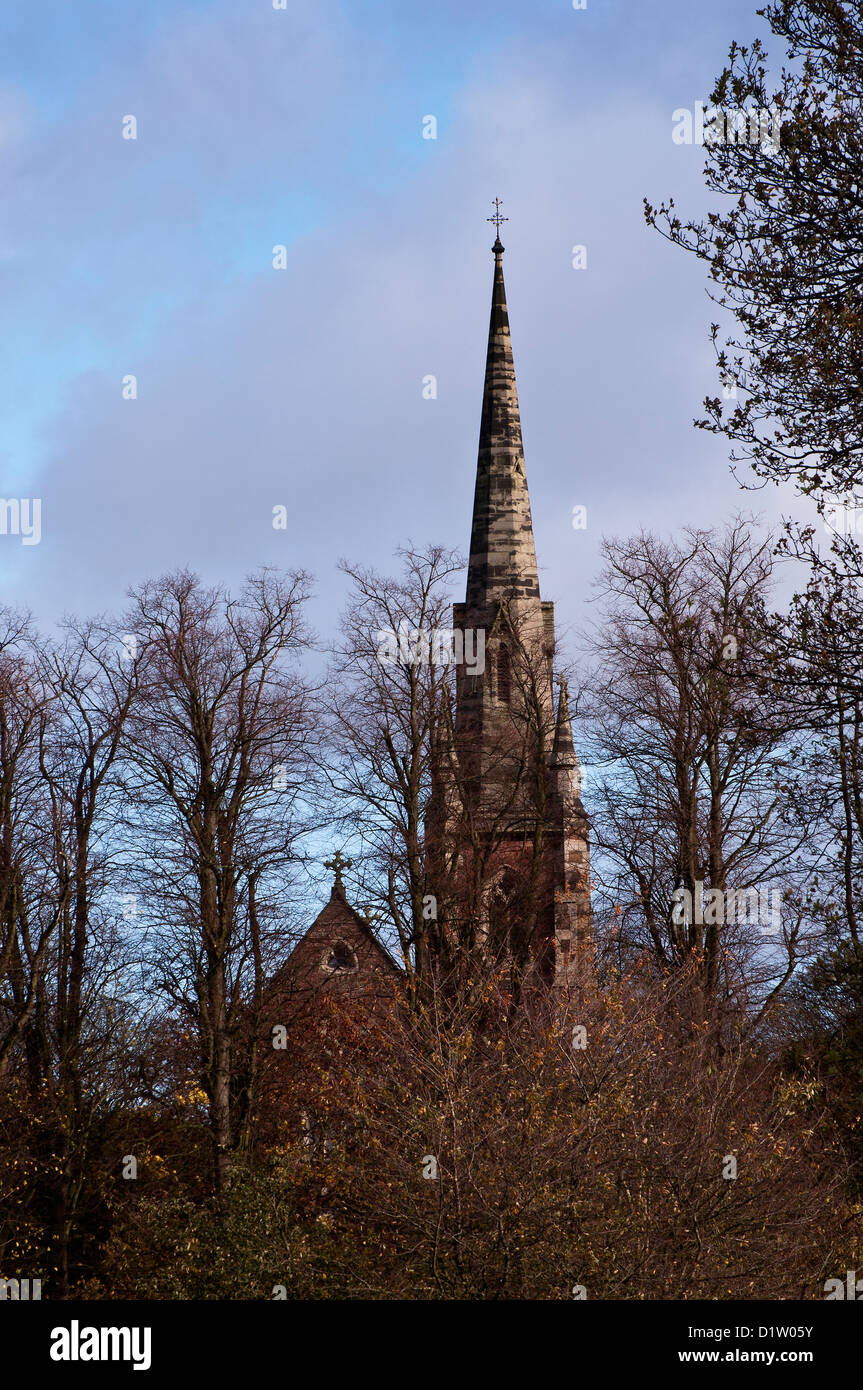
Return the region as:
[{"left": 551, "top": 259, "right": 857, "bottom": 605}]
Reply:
[{"left": 1, "top": 0, "right": 808, "bottom": 651}]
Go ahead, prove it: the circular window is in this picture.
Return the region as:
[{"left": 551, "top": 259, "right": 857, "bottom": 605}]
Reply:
[{"left": 322, "top": 940, "right": 358, "bottom": 974}]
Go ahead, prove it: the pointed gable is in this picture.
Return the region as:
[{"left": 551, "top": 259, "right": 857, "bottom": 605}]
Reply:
[{"left": 269, "top": 883, "right": 400, "bottom": 1018}]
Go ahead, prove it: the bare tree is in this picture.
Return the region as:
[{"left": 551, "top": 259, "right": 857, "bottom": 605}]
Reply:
[
  {"left": 33, "top": 619, "right": 139, "bottom": 1292},
  {"left": 324, "top": 546, "right": 462, "bottom": 1008},
  {"left": 0, "top": 607, "right": 60, "bottom": 1083},
  {"left": 583, "top": 519, "right": 812, "bottom": 1025},
  {"left": 767, "top": 556, "right": 863, "bottom": 959},
  {"left": 119, "top": 568, "right": 316, "bottom": 1192}
]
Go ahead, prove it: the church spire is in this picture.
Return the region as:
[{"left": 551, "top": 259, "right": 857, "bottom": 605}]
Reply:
[
  {"left": 551, "top": 679, "right": 577, "bottom": 768},
  {"left": 465, "top": 209, "right": 541, "bottom": 611},
  {"left": 434, "top": 217, "right": 594, "bottom": 993},
  {"left": 550, "top": 677, "right": 584, "bottom": 804}
]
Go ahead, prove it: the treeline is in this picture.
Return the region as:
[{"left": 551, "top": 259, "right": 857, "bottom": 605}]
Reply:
[
  {"left": 0, "top": 569, "right": 318, "bottom": 1291},
  {"left": 0, "top": 508, "right": 861, "bottom": 1298}
]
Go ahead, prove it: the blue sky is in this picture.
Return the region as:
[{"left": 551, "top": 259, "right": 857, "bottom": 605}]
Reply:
[{"left": 0, "top": 0, "right": 815, "bottom": 643}]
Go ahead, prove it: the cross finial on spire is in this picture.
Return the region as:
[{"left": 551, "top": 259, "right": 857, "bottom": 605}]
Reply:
[
  {"left": 324, "top": 850, "right": 352, "bottom": 892},
  {"left": 487, "top": 197, "right": 508, "bottom": 252}
]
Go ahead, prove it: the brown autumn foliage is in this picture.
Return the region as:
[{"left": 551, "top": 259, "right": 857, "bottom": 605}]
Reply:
[{"left": 84, "top": 958, "right": 861, "bottom": 1301}]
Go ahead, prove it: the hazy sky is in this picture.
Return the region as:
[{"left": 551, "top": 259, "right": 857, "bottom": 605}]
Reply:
[{"left": 0, "top": 0, "right": 816, "bottom": 650}]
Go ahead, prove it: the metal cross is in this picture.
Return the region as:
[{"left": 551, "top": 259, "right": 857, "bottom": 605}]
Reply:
[
  {"left": 324, "top": 850, "right": 352, "bottom": 889},
  {"left": 487, "top": 198, "right": 508, "bottom": 236}
]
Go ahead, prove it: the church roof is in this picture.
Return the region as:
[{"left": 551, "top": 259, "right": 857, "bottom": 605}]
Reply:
[{"left": 270, "top": 880, "right": 401, "bottom": 999}]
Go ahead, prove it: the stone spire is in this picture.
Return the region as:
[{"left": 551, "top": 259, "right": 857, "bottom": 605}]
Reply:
[
  {"left": 465, "top": 234, "right": 541, "bottom": 611},
  {"left": 550, "top": 678, "right": 582, "bottom": 799},
  {"left": 429, "top": 214, "right": 594, "bottom": 995},
  {"left": 551, "top": 679, "right": 577, "bottom": 767}
]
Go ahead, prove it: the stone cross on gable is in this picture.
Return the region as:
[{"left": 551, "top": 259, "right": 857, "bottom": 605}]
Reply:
[{"left": 324, "top": 850, "right": 352, "bottom": 891}]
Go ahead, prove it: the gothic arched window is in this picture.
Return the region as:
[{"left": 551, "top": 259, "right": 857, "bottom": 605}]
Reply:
[
  {"left": 497, "top": 645, "right": 511, "bottom": 704},
  {"left": 487, "top": 868, "right": 519, "bottom": 957}
]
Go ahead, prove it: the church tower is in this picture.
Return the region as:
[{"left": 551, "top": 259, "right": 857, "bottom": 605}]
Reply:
[{"left": 430, "top": 213, "right": 593, "bottom": 994}]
